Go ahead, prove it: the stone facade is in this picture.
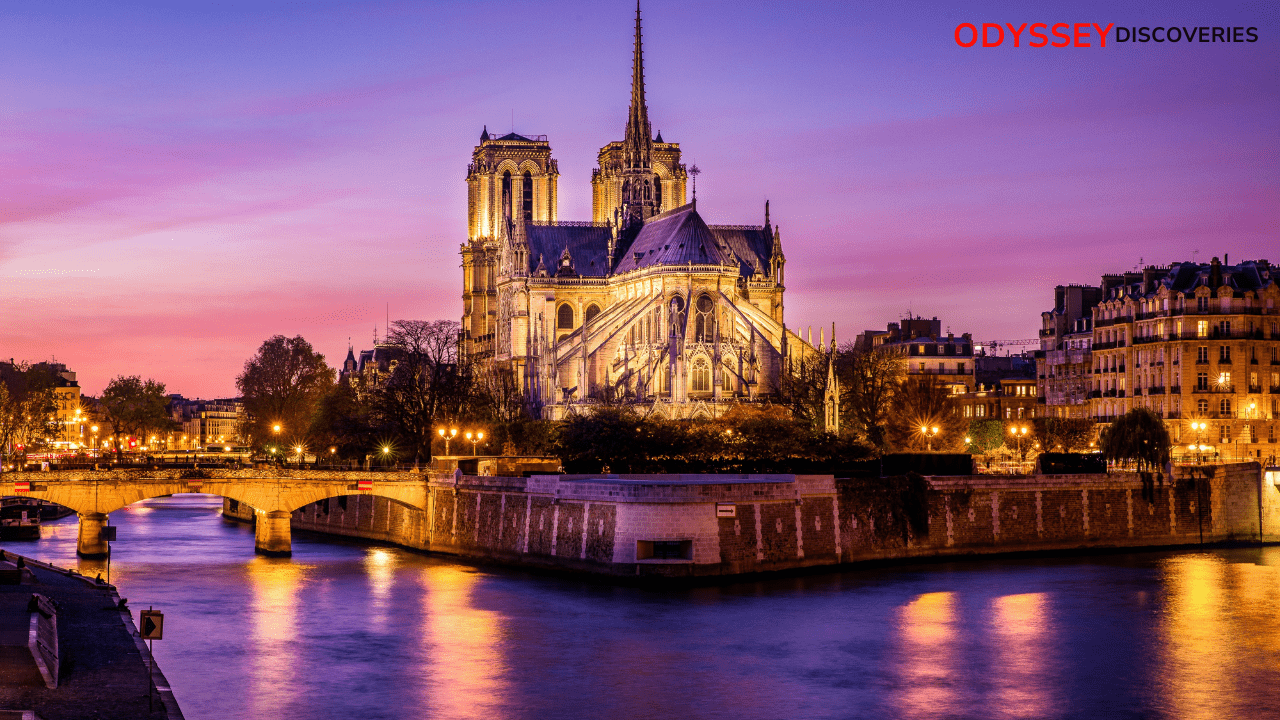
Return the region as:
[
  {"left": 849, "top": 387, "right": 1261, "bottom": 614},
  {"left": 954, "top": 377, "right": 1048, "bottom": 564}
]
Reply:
[
  {"left": 1037, "top": 258, "right": 1280, "bottom": 462},
  {"left": 458, "top": 5, "right": 811, "bottom": 421}
]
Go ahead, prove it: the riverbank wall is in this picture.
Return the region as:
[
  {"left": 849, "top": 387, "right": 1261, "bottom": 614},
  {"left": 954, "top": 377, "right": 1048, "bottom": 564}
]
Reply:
[
  {"left": 0, "top": 552, "right": 184, "bottom": 719},
  {"left": 222, "top": 462, "right": 1277, "bottom": 578}
]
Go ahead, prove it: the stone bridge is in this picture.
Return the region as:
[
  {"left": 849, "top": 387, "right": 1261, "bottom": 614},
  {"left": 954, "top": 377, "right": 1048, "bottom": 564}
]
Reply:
[{"left": 0, "top": 469, "right": 435, "bottom": 557}]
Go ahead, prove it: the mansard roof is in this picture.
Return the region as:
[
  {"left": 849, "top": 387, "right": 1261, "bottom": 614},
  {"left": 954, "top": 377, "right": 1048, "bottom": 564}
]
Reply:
[
  {"left": 525, "top": 223, "right": 613, "bottom": 277},
  {"left": 614, "top": 204, "right": 733, "bottom": 273}
]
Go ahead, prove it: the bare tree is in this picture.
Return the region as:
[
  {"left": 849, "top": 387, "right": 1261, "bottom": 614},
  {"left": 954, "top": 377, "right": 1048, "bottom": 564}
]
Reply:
[
  {"left": 372, "top": 320, "right": 473, "bottom": 463},
  {"left": 886, "top": 375, "right": 967, "bottom": 451},
  {"left": 838, "top": 345, "right": 906, "bottom": 451}
]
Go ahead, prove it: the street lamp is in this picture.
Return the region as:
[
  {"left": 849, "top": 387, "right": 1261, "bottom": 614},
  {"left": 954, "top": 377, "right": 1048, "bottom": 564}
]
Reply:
[
  {"left": 919, "top": 425, "right": 939, "bottom": 452},
  {"left": 466, "top": 430, "right": 484, "bottom": 456},
  {"left": 1191, "top": 421, "right": 1208, "bottom": 463},
  {"left": 437, "top": 427, "right": 458, "bottom": 455},
  {"left": 1009, "top": 425, "right": 1030, "bottom": 462}
]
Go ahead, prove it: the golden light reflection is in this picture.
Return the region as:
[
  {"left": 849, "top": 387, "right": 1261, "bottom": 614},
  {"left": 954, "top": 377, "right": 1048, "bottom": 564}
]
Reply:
[
  {"left": 247, "top": 558, "right": 303, "bottom": 716},
  {"left": 1160, "top": 554, "right": 1280, "bottom": 720},
  {"left": 1162, "top": 555, "right": 1229, "bottom": 720},
  {"left": 989, "top": 593, "right": 1054, "bottom": 718},
  {"left": 895, "top": 592, "right": 956, "bottom": 719},
  {"left": 364, "top": 548, "right": 396, "bottom": 631},
  {"left": 419, "top": 567, "right": 507, "bottom": 719}
]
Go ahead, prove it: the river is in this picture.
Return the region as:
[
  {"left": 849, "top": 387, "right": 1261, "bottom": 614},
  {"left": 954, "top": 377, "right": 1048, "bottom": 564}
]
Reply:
[{"left": 12, "top": 494, "right": 1280, "bottom": 720}]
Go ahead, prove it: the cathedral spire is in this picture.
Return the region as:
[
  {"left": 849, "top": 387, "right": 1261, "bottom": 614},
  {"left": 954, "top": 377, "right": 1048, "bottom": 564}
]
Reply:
[{"left": 624, "top": 0, "right": 653, "bottom": 170}]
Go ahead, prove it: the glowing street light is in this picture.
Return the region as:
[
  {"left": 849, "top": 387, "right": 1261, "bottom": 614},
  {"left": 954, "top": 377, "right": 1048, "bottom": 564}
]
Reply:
[
  {"left": 919, "top": 425, "right": 940, "bottom": 452},
  {"left": 466, "top": 430, "right": 484, "bottom": 456},
  {"left": 437, "top": 427, "right": 458, "bottom": 455}
]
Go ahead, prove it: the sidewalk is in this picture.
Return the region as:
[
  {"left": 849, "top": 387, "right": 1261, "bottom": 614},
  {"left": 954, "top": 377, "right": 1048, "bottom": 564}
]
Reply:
[{"left": 0, "top": 551, "right": 182, "bottom": 720}]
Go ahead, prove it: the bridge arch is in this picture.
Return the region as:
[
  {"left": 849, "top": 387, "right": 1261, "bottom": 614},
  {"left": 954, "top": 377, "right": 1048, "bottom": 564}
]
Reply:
[{"left": 0, "top": 472, "right": 431, "bottom": 559}]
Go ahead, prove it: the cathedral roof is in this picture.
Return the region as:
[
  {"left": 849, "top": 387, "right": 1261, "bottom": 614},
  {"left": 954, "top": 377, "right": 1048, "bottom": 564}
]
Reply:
[
  {"left": 614, "top": 203, "right": 733, "bottom": 273},
  {"left": 708, "top": 225, "right": 774, "bottom": 277},
  {"left": 525, "top": 223, "right": 614, "bottom": 277}
]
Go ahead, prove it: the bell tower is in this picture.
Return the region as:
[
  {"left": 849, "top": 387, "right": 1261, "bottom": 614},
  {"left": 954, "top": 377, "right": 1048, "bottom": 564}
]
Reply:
[
  {"left": 461, "top": 129, "right": 558, "bottom": 359},
  {"left": 591, "top": 2, "right": 687, "bottom": 228}
]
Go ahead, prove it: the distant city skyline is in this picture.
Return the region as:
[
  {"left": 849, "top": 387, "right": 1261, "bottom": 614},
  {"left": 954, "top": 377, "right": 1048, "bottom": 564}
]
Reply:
[{"left": 2, "top": 0, "right": 1275, "bottom": 397}]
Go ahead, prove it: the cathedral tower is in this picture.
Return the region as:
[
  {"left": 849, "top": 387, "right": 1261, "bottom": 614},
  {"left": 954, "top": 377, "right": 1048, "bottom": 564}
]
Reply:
[{"left": 591, "top": 2, "right": 687, "bottom": 229}]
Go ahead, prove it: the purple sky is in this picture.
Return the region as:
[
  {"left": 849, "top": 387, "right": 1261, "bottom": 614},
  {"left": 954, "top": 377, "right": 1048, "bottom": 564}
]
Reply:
[{"left": 2, "top": 0, "right": 1276, "bottom": 397}]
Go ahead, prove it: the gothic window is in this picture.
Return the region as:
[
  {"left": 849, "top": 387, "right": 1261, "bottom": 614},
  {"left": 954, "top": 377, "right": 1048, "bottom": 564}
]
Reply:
[
  {"left": 522, "top": 171, "right": 533, "bottom": 225},
  {"left": 557, "top": 304, "right": 574, "bottom": 330},
  {"left": 694, "top": 294, "right": 714, "bottom": 342},
  {"left": 654, "top": 178, "right": 662, "bottom": 208},
  {"left": 669, "top": 295, "right": 685, "bottom": 337},
  {"left": 691, "top": 358, "right": 710, "bottom": 392},
  {"left": 585, "top": 304, "right": 601, "bottom": 323},
  {"left": 502, "top": 171, "right": 512, "bottom": 221}
]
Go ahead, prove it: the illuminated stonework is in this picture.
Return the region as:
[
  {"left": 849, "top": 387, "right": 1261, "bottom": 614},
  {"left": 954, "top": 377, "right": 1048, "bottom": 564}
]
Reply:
[{"left": 459, "top": 4, "right": 810, "bottom": 420}]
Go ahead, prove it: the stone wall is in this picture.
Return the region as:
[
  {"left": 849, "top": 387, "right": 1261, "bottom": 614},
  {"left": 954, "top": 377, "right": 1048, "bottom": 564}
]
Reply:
[{"left": 224, "top": 463, "right": 1275, "bottom": 579}]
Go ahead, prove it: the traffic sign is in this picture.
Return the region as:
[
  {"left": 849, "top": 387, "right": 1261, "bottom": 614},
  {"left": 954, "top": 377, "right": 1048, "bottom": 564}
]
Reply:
[
  {"left": 358, "top": 479, "right": 372, "bottom": 491},
  {"left": 140, "top": 610, "right": 164, "bottom": 640},
  {"left": 12, "top": 481, "right": 29, "bottom": 492}
]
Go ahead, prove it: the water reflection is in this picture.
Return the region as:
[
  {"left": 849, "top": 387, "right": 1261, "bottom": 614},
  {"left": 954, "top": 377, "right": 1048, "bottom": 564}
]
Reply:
[
  {"left": 364, "top": 548, "right": 396, "bottom": 631},
  {"left": 1160, "top": 553, "right": 1280, "bottom": 720},
  {"left": 419, "top": 568, "right": 507, "bottom": 720},
  {"left": 895, "top": 591, "right": 956, "bottom": 719},
  {"left": 248, "top": 558, "right": 303, "bottom": 716},
  {"left": 989, "top": 593, "right": 1054, "bottom": 718}
]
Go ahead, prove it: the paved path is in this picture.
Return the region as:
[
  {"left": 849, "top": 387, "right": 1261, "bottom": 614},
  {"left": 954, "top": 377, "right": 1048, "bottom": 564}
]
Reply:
[{"left": 0, "top": 550, "right": 182, "bottom": 720}]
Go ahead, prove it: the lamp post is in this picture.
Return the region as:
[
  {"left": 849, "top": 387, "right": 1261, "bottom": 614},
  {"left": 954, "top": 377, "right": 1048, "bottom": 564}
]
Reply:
[
  {"left": 919, "top": 425, "right": 939, "bottom": 452},
  {"left": 1191, "top": 421, "right": 1208, "bottom": 464},
  {"left": 1009, "top": 425, "right": 1030, "bottom": 462},
  {"left": 91, "top": 426, "right": 99, "bottom": 456},
  {"left": 465, "top": 430, "right": 485, "bottom": 456},
  {"left": 437, "top": 427, "right": 458, "bottom": 455}
]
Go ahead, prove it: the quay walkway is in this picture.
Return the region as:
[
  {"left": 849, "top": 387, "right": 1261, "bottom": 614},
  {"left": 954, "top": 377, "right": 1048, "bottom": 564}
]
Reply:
[{"left": 0, "top": 551, "right": 183, "bottom": 720}]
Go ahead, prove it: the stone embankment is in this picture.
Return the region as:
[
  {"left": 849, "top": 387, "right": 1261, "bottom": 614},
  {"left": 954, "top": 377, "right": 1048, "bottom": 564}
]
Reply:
[
  {"left": 223, "top": 462, "right": 1276, "bottom": 579},
  {"left": 0, "top": 552, "right": 183, "bottom": 719}
]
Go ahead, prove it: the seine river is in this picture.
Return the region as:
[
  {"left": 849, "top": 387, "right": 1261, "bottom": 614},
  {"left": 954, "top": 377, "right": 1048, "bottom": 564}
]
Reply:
[{"left": 16, "top": 495, "right": 1280, "bottom": 720}]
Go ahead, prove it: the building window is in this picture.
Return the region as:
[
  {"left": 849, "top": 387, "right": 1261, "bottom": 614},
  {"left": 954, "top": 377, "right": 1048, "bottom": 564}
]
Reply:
[
  {"left": 1220, "top": 398, "right": 1231, "bottom": 415},
  {"left": 691, "top": 358, "right": 710, "bottom": 392},
  {"left": 557, "top": 304, "right": 574, "bottom": 329},
  {"left": 1197, "top": 398, "right": 1209, "bottom": 414},
  {"left": 1247, "top": 425, "right": 1257, "bottom": 444},
  {"left": 1219, "top": 345, "right": 1232, "bottom": 363},
  {"left": 584, "top": 304, "right": 601, "bottom": 324},
  {"left": 693, "top": 294, "right": 714, "bottom": 342},
  {"left": 1197, "top": 320, "right": 1208, "bottom": 338},
  {"left": 1220, "top": 425, "right": 1230, "bottom": 443},
  {"left": 1197, "top": 346, "right": 1208, "bottom": 363},
  {"left": 522, "top": 170, "right": 534, "bottom": 225},
  {"left": 1197, "top": 372, "right": 1209, "bottom": 391},
  {"left": 1197, "top": 297, "right": 1209, "bottom": 312}
]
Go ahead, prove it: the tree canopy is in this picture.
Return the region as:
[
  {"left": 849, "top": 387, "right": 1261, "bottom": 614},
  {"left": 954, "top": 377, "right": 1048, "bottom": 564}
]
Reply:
[
  {"left": 1099, "top": 407, "right": 1171, "bottom": 470},
  {"left": 0, "top": 363, "right": 59, "bottom": 469},
  {"left": 236, "top": 335, "right": 335, "bottom": 451},
  {"left": 100, "top": 375, "right": 176, "bottom": 461}
]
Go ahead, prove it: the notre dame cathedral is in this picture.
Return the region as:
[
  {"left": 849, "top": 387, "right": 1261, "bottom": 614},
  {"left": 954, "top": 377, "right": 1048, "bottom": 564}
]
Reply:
[{"left": 461, "top": 3, "right": 827, "bottom": 422}]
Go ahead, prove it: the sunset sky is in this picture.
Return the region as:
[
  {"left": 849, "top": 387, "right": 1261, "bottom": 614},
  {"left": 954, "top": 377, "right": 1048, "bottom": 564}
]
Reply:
[{"left": 2, "top": 0, "right": 1276, "bottom": 397}]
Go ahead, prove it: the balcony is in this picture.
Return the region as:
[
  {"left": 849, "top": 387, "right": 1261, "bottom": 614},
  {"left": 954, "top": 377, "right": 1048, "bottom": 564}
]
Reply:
[
  {"left": 1148, "top": 387, "right": 1166, "bottom": 395},
  {"left": 1118, "top": 365, "right": 1126, "bottom": 372},
  {"left": 1192, "top": 385, "right": 1235, "bottom": 393},
  {"left": 1104, "top": 389, "right": 1117, "bottom": 397},
  {"left": 1272, "top": 386, "right": 1280, "bottom": 394},
  {"left": 1170, "top": 386, "right": 1181, "bottom": 394},
  {"left": 1249, "top": 385, "right": 1262, "bottom": 393},
  {"left": 1089, "top": 390, "right": 1102, "bottom": 399}
]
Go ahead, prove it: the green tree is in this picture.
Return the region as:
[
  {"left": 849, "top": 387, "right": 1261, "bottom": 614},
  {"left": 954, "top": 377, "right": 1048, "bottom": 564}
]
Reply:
[
  {"left": 839, "top": 345, "right": 906, "bottom": 451},
  {"left": 558, "top": 406, "right": 653, "bottom": 473},
  {"left": 0, "top": 363, "right": 59, "bottom": 470},
  {"left": 236, "top": 335, "right": 336, "bottom": 452},
  {"left": 100, "top": 376, "right": 175, "bottom": 461},
  {"left": 1099, "top": 407, "right": 1171, "bottom": 470},
  {"left": 967, "top": 419, "right": 1006, "bottom": 457},
  {"left": 1033, "top": 416, "right": 1097, "bottom": 453}
]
